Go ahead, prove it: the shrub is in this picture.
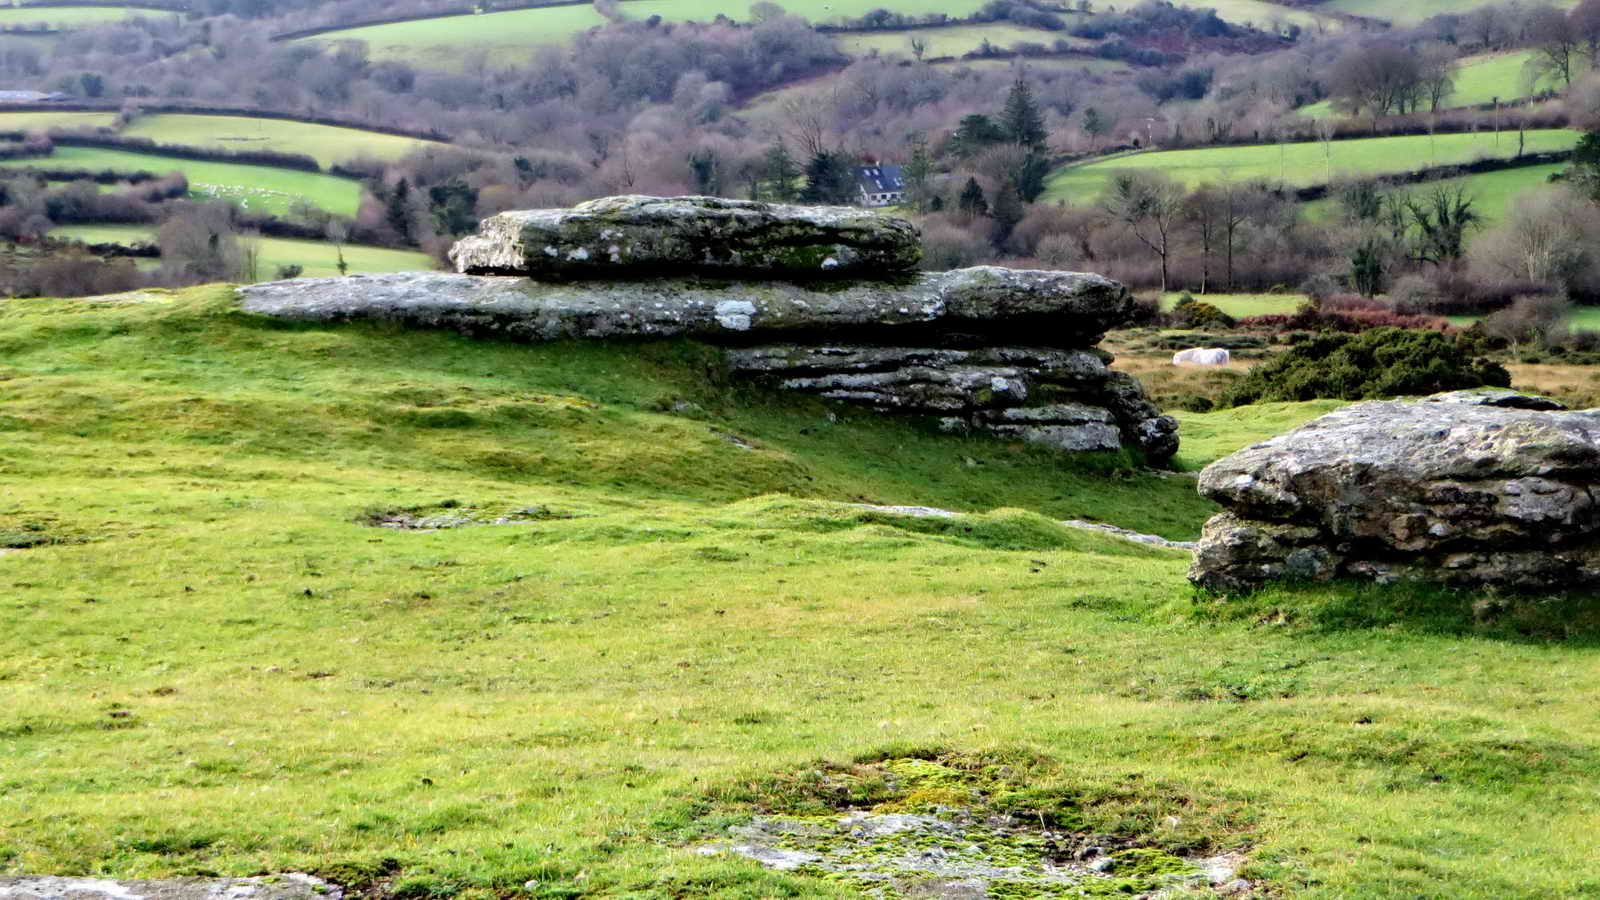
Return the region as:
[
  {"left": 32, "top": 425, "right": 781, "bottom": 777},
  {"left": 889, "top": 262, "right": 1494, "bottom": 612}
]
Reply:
[
  {"left": 1169, "top": 294, "right": 1235, "bottom": 329},
  {"left": 1388, "top": 273, "right": 1444, "bottom": 315},
  {"left": 1220, "top": 328, "right": 1510, "bottom": 407},
  {"left": 1300, "top": 273, "right": 1340, "bottom": 303}
]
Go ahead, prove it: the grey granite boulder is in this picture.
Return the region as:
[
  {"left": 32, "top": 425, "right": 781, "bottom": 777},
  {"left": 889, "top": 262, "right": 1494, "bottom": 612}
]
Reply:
[
  {"left": 237, "top": 268, "right": 1133, "bottom": 348},
  {"left": 1189, "top": 392, "right": 1600, "bottom": 592},
  {"left": 449, "top": 195, "right": 922, "bottom": 278},
  {"left": 726, "top": 344, "right": 1176, "bottom": 463}
]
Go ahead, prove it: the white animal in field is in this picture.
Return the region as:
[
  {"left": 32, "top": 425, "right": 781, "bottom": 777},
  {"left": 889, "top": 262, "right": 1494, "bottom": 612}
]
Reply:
[{"left": 1172, "top": 347, "right": 1231, "bottom": 366}]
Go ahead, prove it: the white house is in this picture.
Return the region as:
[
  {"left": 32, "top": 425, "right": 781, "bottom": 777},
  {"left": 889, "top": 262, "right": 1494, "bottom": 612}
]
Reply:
[{"left": 855, "top": 164, "right": 905, "bottom": 207}]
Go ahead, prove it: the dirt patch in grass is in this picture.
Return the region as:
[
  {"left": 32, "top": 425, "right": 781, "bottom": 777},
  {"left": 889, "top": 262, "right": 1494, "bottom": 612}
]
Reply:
[{"left": 690, "top": 752, "right": 1258, "bottom": 898}]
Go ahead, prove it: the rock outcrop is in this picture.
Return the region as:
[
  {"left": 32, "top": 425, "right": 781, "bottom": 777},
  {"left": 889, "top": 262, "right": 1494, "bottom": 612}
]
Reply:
[
  {"left": 1189, "top": 390, "right": 1600, "bottom": 592},
  {"left": 239, "top": 196, "right": 1177, "bottom": 463},
  {"left": 450, "top": 195, "right": 922, "bottom": 278}
]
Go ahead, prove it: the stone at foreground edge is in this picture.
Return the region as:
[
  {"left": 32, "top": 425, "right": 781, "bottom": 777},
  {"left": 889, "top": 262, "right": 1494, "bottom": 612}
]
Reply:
[
  {"left": 1189, "top": 393, "right": 1600, "bottom": 592},
  {"left": 236, "top": 268, "right": 1134, "bottom": 347},
  {"left": 448, "top": 195, "right": 922, "bottom": 278}
]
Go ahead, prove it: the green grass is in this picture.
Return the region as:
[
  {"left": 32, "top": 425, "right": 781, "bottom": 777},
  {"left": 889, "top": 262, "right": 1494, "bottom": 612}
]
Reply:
[
  {"left": 1199, "top": 0, "right": 1344, "bottom": 32},
  {"left": 0, "top": 5, "right": 146, "bottom": 27},
  {"left": 1160, "top": 292, "right": 1303, "bottom": 317},
  {"left": 299, "top": 5, "right": 610, "bottom": 69},
  {"left": 6, "top": 289, "right": 1600, "bottom": 897},
  {"left": 834, "top": 23, "right": 1084, "bottom": 58},
  {"left": 1302, "top": 162, "right": 1565, "bottom": 226},
  {"left": 1044, "top": 129, "right": 1582, "bottom": 203},
  {"left": 0, "top": 146, "right": 363, "bottom": 218},
  {"left": 1300, "top": 50, "right": 1572, "bottom": 119},
  {"left": 117, "top": 115, "right": 445, "bottom": 169},
  {"left": 1323, "top": 0, "right": 1577, "bottom": 26},
  {"left": 50, "top": 224, "right": 435, "bottom": 278},
  {"left": 0, "top": 110, "right": 118, "bottom": 132}
]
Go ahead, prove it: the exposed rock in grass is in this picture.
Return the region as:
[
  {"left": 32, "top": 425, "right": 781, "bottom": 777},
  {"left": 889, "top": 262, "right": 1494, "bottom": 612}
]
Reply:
[
  {"left": 0, "top": 875, "right": 340, "bottom": 900},
  {"left": 449, "top": 195, "right": 921, "bottom": 278},
  {"left": 358, "top": 502, "right": 568, "bottom": 531},
  {"left": 242, "top": 197, "right": 1176, "bottom": 463},
  {"left": 1190, "top": 390, "right": 1600, "bottom": 591},
  {"left": 691, "top": 755, "right": 1250, "bottom": 899}
]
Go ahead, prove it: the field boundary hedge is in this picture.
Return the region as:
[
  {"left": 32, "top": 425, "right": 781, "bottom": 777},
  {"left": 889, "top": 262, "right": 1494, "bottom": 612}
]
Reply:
[{"left": 1290, "top": 150, "right": 1572, "bottom": 201}]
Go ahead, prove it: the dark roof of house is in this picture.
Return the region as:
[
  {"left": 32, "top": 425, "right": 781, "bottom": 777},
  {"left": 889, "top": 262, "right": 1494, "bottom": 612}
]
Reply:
[{"left": 855, "top": 164, "right": 904, "bottom": 194}]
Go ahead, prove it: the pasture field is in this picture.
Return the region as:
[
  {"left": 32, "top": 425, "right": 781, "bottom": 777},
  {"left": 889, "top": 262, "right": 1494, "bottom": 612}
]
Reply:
[
  {"left": 51, "top": 224, "right": 434, "bottom": 278},
  {"left": 300, "top": 5, "right": 609, "bottom": 69},
  {"left": 118, "top": 115, "right": 444, "bottom": 168},
  {"left": 0, "top": 5, "right": 143, "bottom": 27},
  {"left": 1159, "top": 292, "right": 1302, "bottom": 318},
  {"left": 1300, "top": 162, "right": 1565, "bottom": 225},
  {"left": 0, "top": 110, "right": 117, "bottom": 132},
  {"left": 0, "top": 146, "right": 363, "bottom": 217},
  {"left": 4, "top": 287, "right": 1600, "bottom": 898},
  {"left": 1199, "top": 0, "right": 1344, "bottom": 32},
  {"left": 834, "top": 23, "right": 1087, "bottom": 58},
  {"left": 1324, "top": 0, "right": 1577, "bottom": 26},
  {"left": 1451, "top": 49, "right": 1571, "bottom": 107},
  {"left": 933, "top": 55, "right": 1131, "bottom": 73},
  {"left": 1042, "top": 128, "right": 1582, "bottom": 202},
  {"left": 1298, "top": 49, "right": 1560, "bottom": 118}
]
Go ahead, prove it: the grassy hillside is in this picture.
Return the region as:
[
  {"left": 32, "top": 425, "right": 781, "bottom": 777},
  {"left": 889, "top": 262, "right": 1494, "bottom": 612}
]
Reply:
[
  {"left": 834, "top": 23, "right": 1089, "bottom": 58},
  {"left": 4, "top": 287, "right": 1600, "bottom": 897},
  {"left": 1324, "top": 0, "right": 1578, "bottom": 26},
  {"left": 1298, "top": 49, "right": 1562, "bottom": 118},
  {"left": 1044, "top": 129, "right": 1581, "bottom": 202},
  {"left": 1301, "top": 161, "right": 1565, "bottom": 224},
  {"left": 1202, "top": 0, "right": 1345, "bottom": 32},
  {"left": 299, "top": 5, "right": 610, "bottom": 68},
  {"left": 52, "top": 224, "right": 434, "bottom": 278},
  {"left": 0, "top": 146, "right": 363, "bottom": 217},
  {"left": 0, "top": 5, "right": 143, "bottom": 27},
  {"left": 117, "top": 115, "right": 445, "bottom": 168},
  {"left": 0, "top": 110, "right": 118, "bottom": 131}
]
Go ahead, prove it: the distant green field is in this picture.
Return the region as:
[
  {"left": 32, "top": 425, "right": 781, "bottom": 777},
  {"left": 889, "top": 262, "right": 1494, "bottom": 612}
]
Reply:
[
  {"left": 1299, "top": 50, "right": 1569, "bottom": 119},
  {"left": 1159, "top": 292, "right": 1302, "bottom": 317},
  {"left": 1201, "top": 0, "right": 1344, "bottom": 32},
  {"left": 933, "top": 55, "right": 1130, "bottom": 74},
  {"left": 1323, "top": 0, "right": 1576, "bottom": 26},
  {"left": 1043, "top": 129, "right": 1582, "bottom": 203},
  {"left": 834, "top": 24, "right": 1085, "bottom": 58},
  {"left": 119, "top": 115, "right": 443, "bottom": 168},
  {"left": 301, "top": 5, "right": 609, "bottom": 68},
  {"left": 0, "top": 146, "right": 363, "bottom": 218},
  {"left": 0, "top": 111, "right": 117, "bottom": 132},
  {"left": 0, "top": 5, "right": 143, "bottom": 27},
  {"left": 52, "top": 223, "right": 434, "bottom": 278},
  {"left": 1302, "top": 162, "right": 1565, "bottom": 225}
]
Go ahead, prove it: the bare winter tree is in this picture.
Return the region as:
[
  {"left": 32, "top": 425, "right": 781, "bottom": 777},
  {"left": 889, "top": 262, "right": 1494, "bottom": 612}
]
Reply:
[{"left": 1101, "top": 171, "right": 1186, "bottom": 294}]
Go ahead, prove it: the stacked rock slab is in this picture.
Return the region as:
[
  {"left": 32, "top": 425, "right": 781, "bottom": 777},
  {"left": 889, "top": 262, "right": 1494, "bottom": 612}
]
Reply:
[
  {"left": 1189, "top": 389, "right": 1600, "bottom": 593},
  {"left": 241, "top": 196, "right": 1177, "bottom": 462}
]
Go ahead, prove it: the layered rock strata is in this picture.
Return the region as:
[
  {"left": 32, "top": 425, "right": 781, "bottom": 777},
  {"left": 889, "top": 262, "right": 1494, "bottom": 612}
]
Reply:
[
  {"left": 1189, "top": 390, "right": 1600, "bottom": 592},
  {"left": 450, "top": 195, "right": 922, "bottom": 278},
  {"left": 239, "top": 197, "right": 1177, "bottom": 462}
]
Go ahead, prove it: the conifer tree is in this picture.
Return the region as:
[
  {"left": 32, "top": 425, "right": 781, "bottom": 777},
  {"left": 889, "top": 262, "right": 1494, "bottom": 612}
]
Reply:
[
  {"left": 760, "top": 140, "right": 800, "bottom": 202},
  {"left": 1000, "top": 76, "right": 1048, "bottom": 150},
  {"left": 957, "top": 177, "right": 988, "bottom": 217}
]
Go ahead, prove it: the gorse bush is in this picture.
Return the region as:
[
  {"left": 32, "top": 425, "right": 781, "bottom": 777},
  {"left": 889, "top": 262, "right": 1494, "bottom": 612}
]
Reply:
[
  {"left": 1221, "top": 328, "right": 1510, "bottom": 407},
  {"left": 1169, "top": 294, "right": 1235, "bottom": 329}
]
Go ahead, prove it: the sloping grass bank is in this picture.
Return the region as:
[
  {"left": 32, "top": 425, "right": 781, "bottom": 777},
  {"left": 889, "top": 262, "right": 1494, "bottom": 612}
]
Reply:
[{"left": 2, "top": 288, "right": 1599, "bottom": 898}]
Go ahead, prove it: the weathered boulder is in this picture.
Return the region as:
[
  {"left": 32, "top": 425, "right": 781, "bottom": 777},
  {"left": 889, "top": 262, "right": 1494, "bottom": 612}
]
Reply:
[
  {"left": 238, "top": 268, "right": 1134, "bottom": 348},
  {"left": 449, "top": 195, "right": 922, "bottom": 278},
  {"left": 1188, "top": 391, "right": 1600, "bottom": 592}
]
